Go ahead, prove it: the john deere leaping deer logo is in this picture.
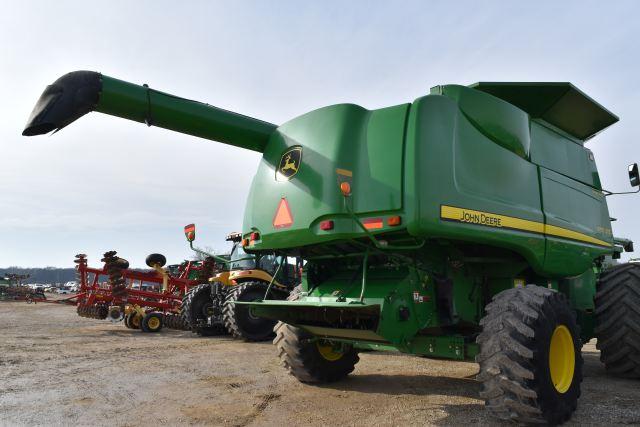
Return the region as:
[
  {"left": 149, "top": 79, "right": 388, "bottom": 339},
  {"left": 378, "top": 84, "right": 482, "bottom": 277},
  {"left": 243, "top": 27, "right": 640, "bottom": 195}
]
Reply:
[{"left": 276, "top": 146, "right": 302, "bottom": 181}]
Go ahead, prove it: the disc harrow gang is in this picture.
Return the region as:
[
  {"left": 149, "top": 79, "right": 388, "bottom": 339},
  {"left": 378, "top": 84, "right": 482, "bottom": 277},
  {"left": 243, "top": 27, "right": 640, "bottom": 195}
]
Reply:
[
  {"left": 76, "top": 303, "right": 109, "bottom": 319},
  {"left": 101, "top": 251, "right": 128, "bottom": 298},
  {"left": 74, "top": 251, "right": 216, "bottom": 333}
]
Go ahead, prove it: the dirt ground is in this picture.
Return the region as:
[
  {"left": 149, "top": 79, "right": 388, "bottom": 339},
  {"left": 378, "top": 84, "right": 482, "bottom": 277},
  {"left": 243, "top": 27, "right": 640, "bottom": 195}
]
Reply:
[{"left": 1, "top": 299, "right": 639, "bottom": 426}]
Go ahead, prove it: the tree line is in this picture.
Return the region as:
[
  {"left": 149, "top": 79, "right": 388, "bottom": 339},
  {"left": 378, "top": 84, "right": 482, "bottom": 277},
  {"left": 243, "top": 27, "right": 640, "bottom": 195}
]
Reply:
[{"left": 0, "top": 267, "right": 76, "bottom": 284}]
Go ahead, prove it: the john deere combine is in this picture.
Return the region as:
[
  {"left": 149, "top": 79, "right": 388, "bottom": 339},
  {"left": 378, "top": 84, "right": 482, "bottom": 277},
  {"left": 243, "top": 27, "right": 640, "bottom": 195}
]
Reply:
[{"left": 24, "top": 71, "right": 640, "bottom": 424}]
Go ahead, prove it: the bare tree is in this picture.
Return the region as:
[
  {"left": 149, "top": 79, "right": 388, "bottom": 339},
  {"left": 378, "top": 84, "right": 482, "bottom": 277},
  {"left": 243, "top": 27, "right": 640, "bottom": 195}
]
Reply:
[{"left": 191, "top": 245, "right": 218, "bottom": 261}]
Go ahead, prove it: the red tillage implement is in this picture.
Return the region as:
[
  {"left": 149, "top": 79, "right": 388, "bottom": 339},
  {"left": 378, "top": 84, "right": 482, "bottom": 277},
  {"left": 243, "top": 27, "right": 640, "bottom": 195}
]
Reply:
[{"left": 73, "top": 251, "right": 216, "bottom": 332}]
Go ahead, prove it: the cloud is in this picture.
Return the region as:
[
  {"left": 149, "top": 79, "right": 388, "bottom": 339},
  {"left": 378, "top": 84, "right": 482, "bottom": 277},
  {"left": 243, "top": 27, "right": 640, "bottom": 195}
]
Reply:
[{"left": 2, "top": 0, "right": 640, "bottom": 266}]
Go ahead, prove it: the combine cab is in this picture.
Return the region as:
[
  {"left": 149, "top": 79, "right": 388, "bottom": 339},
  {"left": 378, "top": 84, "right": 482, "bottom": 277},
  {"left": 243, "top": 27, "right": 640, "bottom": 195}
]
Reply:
[{"left": 24, "top": 72, "right": 640, "bottom": 423}]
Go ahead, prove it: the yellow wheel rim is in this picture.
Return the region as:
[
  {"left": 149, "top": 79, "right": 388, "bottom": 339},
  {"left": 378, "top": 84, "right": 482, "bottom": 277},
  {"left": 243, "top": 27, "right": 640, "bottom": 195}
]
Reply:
[
  {"left": 131, "top": 314, "right": 141, "bottom": 328},
  {"left": 316, "top": 341, "right": 343, "bottom": 361},
  {"left": 147, "top": 316, "right": 161, "bottom": 330},
  {"left": 549, "top": 324, "right": 575, "bottom": 393}
]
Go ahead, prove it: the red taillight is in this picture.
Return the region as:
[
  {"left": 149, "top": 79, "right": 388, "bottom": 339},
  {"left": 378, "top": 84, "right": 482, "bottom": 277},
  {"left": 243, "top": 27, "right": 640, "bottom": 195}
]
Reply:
[
  {"left": 250, "top": 232, "right": 260, "bottom": 241},
  {"left": 387, "top": 216, "right": 402, "bottom": 226},
  {"left": 320, "top": 220, "right": 334, "bottom": 231}
]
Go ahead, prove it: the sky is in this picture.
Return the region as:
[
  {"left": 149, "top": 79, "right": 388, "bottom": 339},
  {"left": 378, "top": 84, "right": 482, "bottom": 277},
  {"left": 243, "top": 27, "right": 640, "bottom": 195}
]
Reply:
[{"left": 1, "top": 0, "right": 640, "bottom": 267}]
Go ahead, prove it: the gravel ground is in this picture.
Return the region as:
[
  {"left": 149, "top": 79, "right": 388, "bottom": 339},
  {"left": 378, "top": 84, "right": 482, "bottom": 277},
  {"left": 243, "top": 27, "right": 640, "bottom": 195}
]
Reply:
[{"left": 1, "top": 299, "right": 639, "bottom": 426}]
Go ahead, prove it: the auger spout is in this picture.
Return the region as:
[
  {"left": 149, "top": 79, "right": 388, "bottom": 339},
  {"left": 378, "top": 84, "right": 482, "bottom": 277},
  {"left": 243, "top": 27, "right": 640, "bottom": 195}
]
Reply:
[{"left": 23, "top": 71, "right": 277, "bottom": 152}]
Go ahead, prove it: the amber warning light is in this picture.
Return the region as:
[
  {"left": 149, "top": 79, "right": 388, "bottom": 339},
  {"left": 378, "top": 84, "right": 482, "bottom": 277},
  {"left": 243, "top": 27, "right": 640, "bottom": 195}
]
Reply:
[{"left": 340, "top": 182, "right": 351, "bottom": 196}]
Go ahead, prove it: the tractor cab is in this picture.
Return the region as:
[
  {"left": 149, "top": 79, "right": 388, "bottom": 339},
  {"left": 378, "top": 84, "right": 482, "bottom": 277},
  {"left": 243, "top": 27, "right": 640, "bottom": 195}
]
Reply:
[
  {"left": 226, "top": 232, "right": 301, "bottom": 288},
  {"left": 180, "top": 224, "right": 301, "bottom": 339}
]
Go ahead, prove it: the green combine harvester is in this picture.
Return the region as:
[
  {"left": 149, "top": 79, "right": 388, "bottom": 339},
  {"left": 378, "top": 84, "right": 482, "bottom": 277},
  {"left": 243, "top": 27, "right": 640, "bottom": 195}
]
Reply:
[{"left": 24, "top": 71, "right": 640, "bottom": 424}]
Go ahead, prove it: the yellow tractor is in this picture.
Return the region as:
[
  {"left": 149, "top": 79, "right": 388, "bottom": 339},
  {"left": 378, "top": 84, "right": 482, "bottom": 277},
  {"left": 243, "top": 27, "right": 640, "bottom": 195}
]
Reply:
[{"left": 181, "top": 225, "right": 301, "bottom": 340}]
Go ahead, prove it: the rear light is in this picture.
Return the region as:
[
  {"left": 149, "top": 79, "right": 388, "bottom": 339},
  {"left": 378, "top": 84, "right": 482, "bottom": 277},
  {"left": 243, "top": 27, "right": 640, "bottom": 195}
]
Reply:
[
  {"left": 250, "top": 232, "right": 260, "bottom": 241},
  {"left": 363, "top": 218, "right": 383, "bottom": 230},
  {"left": 320, "top": 220, "right": 334, "bottom": 231},
  {"left": 340, "top": 182, "right": 351, "bottom": 196},
  {"left": 387, "top": 216, "right": 402, "bottom": 226},
  {"left": 242, "top": 238, "right": 249, "bottom": 247}
]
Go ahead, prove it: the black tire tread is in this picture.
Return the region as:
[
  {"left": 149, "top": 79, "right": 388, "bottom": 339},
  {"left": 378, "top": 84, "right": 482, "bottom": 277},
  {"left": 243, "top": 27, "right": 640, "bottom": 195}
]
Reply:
[
  {"left": 273, "top": 322, "right": 359, "bottom": 383},
  {"left": 181, "top": 283, "right": 225, "bottom": 336},
  {"left": 476, "top": 285, "right": 582, "bottom": 424},
  {"left": 140, "top": 312, "right": 163, "bottom": 333},
  {"left": 595, "top": 263, "right": 640, "bottom": 378},
  {"left": 181, "top": 283, "right": 210, "bottom": 330},
  {"left": 272, "top": 285, "right": 359, "bottom": 383},
  {"left": 223, "top": 281, "right": 275, "bottom": 341}
]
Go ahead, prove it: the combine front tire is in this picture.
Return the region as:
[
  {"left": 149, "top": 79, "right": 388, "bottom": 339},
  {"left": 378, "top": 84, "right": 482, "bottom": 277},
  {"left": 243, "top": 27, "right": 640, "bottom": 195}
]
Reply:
[
  {"left": 595, "top": 263, "right": 640, "bottom": 378},
  {"left": 223, "top": 281, "right": 277, "bottom": 341},
  {"left": 477, "top": 285, "right": 582, "bottom": 425},
  {"left": 141, "top": 312, "right": 163, "bottom": 333}
]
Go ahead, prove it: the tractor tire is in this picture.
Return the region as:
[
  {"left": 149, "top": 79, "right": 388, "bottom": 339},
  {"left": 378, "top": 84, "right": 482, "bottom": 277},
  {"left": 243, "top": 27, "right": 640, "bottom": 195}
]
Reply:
[
  {"left": 129, "top": 312, "right": 142, "bottom": 329},
  {"left": 141, "top": 312, "right": 163, "bottom": 333},
  {"left": 181, "top": 283, "right": 225, "bottom": 336},
  {"left": 477, "top": 285, "right": 583, "bottom": 425},
  {"left": 595, "top": 263, "right": 640, "bottom": 378},
  {"left": 273, "top": 285, "right": 359, "bottom": 383},
  {"left": 178, "top": 316, "right": 189, "bottom": 330},
  {"left": 223, "top": 281, "right": 277, "bottom": 341},
  {"left": 123, "top": 312, "right": 133, "bottom": 329},
  {"left": 167, "top": 314, "right": 176, "bottom": 329}
]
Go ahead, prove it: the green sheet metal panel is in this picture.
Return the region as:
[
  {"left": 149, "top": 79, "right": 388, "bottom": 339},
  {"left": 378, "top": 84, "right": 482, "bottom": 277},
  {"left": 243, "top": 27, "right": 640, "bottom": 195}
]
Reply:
[
  {"left": 405, "top": 94, "right": 547, "bottom": 273},
  {"left": 243, "top": 103, "right": 408, "bottom": 249},
  {"left": 356, "top": 104, "right": 408, "bottom": 212},
  {"left": 440, "top": 85, "right": 531, "bottom": 158},
  {"left": 530, "top": 122, "right": 602, "bottom": 189},
  {"left": 540, "top": 168, "right": 613, "bottom": 275}
]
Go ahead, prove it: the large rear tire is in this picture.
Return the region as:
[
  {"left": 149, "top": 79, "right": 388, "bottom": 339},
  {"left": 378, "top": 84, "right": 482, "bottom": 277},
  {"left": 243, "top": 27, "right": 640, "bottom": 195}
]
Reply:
[
  {"left": 181, "top": 283, "right": 225, "bottom": 336},
  {"left": 223, "top": 281, "right": 277, "bottom": 341},
  {"left": 477, "top": 285, "right": 583, "bottom": 425},
  {"left": 595, "top": 263, "right": 640, "bottom": 378}
]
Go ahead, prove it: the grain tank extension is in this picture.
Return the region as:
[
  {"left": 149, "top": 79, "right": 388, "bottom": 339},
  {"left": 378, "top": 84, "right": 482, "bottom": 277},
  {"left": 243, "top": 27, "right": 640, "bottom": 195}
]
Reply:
[{"left": 24, "top": 72, "right": 640, "bottom": 424}]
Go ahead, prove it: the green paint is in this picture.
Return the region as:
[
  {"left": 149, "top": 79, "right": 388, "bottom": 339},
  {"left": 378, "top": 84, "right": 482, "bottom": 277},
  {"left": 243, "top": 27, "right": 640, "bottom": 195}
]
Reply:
[
  {"left": 29, "top": 72, "right": 628, "bottom": 362},
  {"left": 97, "top": 76, "right": 276, "bottom": 152}
]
